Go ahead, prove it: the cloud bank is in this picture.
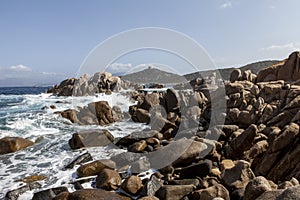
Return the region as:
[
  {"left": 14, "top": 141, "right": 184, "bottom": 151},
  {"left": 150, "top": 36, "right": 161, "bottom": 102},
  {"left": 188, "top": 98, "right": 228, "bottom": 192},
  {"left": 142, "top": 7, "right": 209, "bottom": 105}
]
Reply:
[{"left": 0, "top": 65, "right": 68, "bottom": 87}]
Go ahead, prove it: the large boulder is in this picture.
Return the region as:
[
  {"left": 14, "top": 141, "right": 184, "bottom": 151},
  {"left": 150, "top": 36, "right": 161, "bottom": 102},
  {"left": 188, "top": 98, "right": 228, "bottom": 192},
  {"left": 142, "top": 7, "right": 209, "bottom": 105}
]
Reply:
[
  {"left": 32, "top": 187, "right": 68, "bottom": 200},
  {"left": 155, "top": 185, "right": 194, "bottom": 200},
  {"left": 60, "top": 109, "right": 78, "bottom": 123},
  {"left": 92, "top": 101, "right": 115, "bottom": 125},
  {"left": 225, "top": 124, "right": 257, "bottom": 159},
  {"left": 230, "top": 69, "right": 242, "bottom": 83},
  {"left": 222, "top": 160, "right": 255, "bottom": 191},
  {"left": 149, "top": 138, "right": 208, "bottom": 169},
  {"left": 257, "top": 51, "right": 300, "bottom": 82},
  {"left": 95, "top": 168, "right": 122, "bottom": 190},
  {"left": 77, "top": 159, "right": 116, "bottom": 177},
  {"left": 191, "top": 184, "right": 230, "bottom": 200},
  {"left": 68, "top": 130, "right": 114, "bottom": 149},
  {"left": 244, "top": 176, "right": 272, "bottom": 200},
  {"left": 121, "top": 175, "right": 143, "bottom": 195},
  {"left": 0, "top": 137, "right": 34, "bottom": 155},
  {"left": 68, "top": 189, "right": 125, "bottom": 200}
]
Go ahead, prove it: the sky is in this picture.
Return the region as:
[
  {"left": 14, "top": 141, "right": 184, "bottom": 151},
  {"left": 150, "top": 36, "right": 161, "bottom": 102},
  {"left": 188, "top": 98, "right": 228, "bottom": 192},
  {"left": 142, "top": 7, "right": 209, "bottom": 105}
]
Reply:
[{"left": 0, "top": 0, "right": 300, "bottom": 86}]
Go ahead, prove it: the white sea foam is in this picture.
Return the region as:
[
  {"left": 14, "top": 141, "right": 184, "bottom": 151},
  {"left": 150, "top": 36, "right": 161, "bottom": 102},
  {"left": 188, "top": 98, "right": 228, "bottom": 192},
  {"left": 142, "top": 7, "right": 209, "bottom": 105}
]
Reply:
[{"left": 0, "top": 90, "right": 147, "bottom": 199}]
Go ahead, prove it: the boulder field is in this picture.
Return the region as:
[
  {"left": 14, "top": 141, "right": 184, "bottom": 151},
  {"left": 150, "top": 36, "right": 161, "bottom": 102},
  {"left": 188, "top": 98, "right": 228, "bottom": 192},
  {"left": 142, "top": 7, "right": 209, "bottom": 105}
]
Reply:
[{"left": 5, "top": 51, "right": 300, "bottom": 200}]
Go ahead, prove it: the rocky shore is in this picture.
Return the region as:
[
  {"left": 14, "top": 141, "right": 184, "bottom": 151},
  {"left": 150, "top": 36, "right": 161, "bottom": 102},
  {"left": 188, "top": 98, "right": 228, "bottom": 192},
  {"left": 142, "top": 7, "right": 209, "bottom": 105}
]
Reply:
[{"left": 3, "top": 51, "right": 300, "bottom": 200}]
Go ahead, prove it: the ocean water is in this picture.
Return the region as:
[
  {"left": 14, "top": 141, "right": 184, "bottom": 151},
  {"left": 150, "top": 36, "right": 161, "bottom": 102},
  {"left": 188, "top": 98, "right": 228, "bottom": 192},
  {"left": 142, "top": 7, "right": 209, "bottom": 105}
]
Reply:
[{"left": 0, "top": 87, "right": 146, "bottom": 199}]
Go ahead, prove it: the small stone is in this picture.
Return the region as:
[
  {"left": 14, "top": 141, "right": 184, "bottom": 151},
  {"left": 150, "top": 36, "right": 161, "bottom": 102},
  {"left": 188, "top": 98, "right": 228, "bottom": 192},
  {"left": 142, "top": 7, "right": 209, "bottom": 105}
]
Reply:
[
  {"left": 121, "top": 175, "right": 143, "bottom": 194},
  {"left": 220, "top": 159, "right": 235, "bottom": 172},
  {"left": 128, "top": 140, "right": 147, "bottom": 152}
]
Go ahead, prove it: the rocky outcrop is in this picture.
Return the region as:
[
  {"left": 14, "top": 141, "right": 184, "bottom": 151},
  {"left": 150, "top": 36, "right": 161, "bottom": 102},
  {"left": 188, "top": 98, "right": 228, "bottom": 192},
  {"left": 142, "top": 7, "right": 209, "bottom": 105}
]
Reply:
[
  {"left": 0, "top": 137, "right": 34, "bottom": 155},
  {"left": 60, "top": 101, "right": 119, "bottom": 125},
  {"left": 16, "top": 51, "right": 300, "bottom": 200},
  {"left": 46, "top": 72, "right": 135, "bottom": 96},
  {"left": 257, "top": 51, "right": 300, "bottom": 82}
]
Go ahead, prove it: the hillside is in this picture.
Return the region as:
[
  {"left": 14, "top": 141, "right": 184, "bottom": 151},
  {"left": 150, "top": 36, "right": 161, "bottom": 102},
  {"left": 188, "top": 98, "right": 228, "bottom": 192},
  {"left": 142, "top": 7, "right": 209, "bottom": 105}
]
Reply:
[
  {"left": 184, "top": 60, "right": 280, "bottom": 81},
  {"left": 121, "top": 67, "right": 187, "bottom": 84}
]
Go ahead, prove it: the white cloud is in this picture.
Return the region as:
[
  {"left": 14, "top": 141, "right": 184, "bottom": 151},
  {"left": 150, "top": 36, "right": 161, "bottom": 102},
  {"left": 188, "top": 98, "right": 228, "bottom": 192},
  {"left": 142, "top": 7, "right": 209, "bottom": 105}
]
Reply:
[
  {"left": 107, "top": 63, "right": 132, "bottom": 74},
  {"left": 0, "top": 64, "right": 32, "bottom": 72},
  {"left": 0, "top": 64, "right": 67, "bottom": 86},
  {"left": 261, "top": 42, "right": 300, "bottom": 52},
  {"left": 220, "top": 1, "right": 232, "bottom": 9}
]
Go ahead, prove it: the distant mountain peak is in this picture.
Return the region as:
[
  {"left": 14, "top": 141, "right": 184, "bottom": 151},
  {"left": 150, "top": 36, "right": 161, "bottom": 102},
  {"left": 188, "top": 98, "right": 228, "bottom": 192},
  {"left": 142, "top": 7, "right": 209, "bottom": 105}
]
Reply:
[{"left": 121, "top": 67, "right": 187, "bottom": 84}]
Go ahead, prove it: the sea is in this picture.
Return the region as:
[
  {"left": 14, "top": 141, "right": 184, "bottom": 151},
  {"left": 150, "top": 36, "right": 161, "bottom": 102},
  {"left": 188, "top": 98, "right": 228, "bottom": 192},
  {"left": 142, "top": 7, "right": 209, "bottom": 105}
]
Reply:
[{"left": 0, "top": 87, "right": 147, "bottom": 199}]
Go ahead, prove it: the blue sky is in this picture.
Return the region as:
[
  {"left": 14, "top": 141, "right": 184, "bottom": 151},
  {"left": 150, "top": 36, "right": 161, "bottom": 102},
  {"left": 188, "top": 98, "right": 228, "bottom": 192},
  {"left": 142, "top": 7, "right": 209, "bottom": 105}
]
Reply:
[{"left": 0, "top": 0, "right": 300, "bottom": 86}]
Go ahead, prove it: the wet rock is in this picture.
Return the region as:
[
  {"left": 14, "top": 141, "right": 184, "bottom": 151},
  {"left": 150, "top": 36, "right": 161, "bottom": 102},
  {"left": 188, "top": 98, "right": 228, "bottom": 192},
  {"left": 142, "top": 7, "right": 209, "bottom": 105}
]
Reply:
[
  {"left": 65, "top": 152, "right": 93, "bottom": 169},
  {"left": 95, "top": 168, "right": 122, "bottom": 190},
  {"left": 5, "top": 182, "right": 41, "bottom": 200},
  {"left": 19, "top": 175, "right": 47, "bottom": 183},
  {"left": 156, "top": 185, "right": 194, "bottom": 200},
  {"left": 92, "top": 101, "right": 115, "bottom": 125},
  {"left": 222, "top": 160, "right": 255, "bottom": 191},
  {"left": 61, "top": 109, "right": 78, "bottom": 123},
  {"left": 121, "top": 175, "right": 143, "bottom": 195},
  {"left": 77, "top": 159, "right": 116, "bottom": 177},
  {"left": 32, "top": 187, "right": 68, "bottom": 200},
  {"left": 46, "top": 78, "right": 75, "bottom": 96},
  {"left": 68, "top": 189, "right": 125, "bottom": 200},
  {"left": 68, "top": 129, "right": 114, "bottom": 149},
  {"left": 244, "top": 176, "right": 272, "bottom": 200},
  {"left": 0, "top": 137, "right": 34, "bottom": 155},
  {"left": 49, "top": 105, "right": 56, "bottom": 109},
  {"left": 112, "top": 106, "right": 124, "bottom": 122},
  {"left": 191, "top": 184, "right": 230, "bottom": 200}
]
